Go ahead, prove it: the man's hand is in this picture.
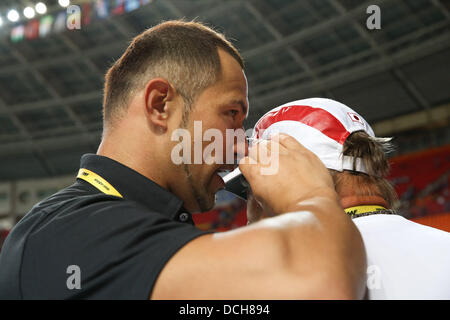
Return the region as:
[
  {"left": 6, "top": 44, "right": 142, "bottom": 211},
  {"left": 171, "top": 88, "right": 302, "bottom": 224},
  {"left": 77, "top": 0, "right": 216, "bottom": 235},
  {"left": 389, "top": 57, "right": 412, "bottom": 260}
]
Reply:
[
  {"left": 240, "top": 133, "right": 338, "bottom": 215},
  {"left": 246, "top": 191, "right": 269, "bottom": 224}
]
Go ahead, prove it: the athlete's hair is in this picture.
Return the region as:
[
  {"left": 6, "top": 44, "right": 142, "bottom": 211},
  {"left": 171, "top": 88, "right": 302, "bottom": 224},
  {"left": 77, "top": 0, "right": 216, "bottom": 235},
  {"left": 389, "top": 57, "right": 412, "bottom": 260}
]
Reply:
[
  {"left": 103, "top": 20, "right": 244, "bottom": 128},
  {"left": 329, "top": 131, "right": 398, "bottom": 208}
]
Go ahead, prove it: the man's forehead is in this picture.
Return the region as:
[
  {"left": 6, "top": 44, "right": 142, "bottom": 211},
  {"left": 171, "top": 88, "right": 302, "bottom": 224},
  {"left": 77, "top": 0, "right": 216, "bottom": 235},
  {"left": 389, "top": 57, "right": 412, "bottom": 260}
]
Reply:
[
  {"left": 211, "top": 50, "right": 249, "bottom": 115},
  {"left": 214, "top": 68, "right": 248, "bottom": 101},
  {"left": 218, "top": 50, "right": 246, "bottom": 80}
]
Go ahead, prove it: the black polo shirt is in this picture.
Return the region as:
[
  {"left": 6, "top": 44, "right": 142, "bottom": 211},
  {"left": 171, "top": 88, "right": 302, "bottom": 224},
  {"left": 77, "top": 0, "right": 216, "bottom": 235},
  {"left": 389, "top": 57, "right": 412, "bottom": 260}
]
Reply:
[{"left": 0, "top": 154, "right": 209, "bottom": 299}]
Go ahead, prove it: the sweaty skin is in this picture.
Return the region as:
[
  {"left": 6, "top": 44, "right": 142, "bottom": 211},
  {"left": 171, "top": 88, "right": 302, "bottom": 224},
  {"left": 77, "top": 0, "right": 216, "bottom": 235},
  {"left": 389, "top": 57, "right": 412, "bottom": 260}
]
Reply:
[{"left": 99, "top": 49, "right": 366, "bottom": 299}]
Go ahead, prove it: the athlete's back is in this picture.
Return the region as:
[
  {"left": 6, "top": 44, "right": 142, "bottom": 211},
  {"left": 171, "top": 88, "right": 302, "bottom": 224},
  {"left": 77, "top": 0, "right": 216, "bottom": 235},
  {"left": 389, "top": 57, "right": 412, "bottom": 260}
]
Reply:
[{"left": 354, "top": 214, "right": 450, "bottom": 299}]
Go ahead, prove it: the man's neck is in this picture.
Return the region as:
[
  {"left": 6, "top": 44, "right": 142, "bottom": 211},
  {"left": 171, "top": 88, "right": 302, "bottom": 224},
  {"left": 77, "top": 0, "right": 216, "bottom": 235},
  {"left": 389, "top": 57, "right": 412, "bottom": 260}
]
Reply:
[{"left": 97, "top": 131, "right": 169, "bottom": 191}]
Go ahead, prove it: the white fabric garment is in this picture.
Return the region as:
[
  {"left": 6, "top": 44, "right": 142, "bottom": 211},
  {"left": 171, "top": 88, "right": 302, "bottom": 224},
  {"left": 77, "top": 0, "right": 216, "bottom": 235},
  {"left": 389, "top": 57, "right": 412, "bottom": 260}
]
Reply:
[{"left": 353, "top": 214, "right": 450, "bottom": 299}]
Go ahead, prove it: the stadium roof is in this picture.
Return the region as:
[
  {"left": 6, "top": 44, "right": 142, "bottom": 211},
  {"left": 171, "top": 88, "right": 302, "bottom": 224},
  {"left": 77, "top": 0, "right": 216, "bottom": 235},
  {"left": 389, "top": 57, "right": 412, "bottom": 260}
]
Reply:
[{"left": 0, "top": 0, "right": 449, "bottom": 180}]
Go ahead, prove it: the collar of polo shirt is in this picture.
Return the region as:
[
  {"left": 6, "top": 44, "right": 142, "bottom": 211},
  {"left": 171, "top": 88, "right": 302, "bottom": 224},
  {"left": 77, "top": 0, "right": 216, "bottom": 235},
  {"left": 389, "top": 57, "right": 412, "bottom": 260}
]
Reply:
[{"left": 79, "top": 154, "right": 191, "bottom": 222}]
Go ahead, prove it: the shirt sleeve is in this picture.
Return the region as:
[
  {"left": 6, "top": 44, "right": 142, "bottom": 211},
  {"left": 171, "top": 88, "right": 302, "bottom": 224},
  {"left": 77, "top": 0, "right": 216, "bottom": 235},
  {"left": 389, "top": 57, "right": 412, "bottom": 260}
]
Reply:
[{"left": 21, "top": 200, "right": 211, "bottom": 299}]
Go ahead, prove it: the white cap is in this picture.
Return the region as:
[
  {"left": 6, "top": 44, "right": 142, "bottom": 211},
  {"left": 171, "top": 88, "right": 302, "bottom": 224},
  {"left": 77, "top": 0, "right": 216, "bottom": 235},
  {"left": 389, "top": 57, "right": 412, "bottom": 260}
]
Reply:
[{"left": 253, "top": 98, "right": 374, "bottom": 173}]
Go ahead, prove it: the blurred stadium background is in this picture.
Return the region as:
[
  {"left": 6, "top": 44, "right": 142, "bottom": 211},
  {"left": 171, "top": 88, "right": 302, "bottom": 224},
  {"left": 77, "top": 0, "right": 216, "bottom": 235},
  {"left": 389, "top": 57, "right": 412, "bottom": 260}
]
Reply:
[{"left": 0, "top": 0, "right": 449, "bottom": 249}]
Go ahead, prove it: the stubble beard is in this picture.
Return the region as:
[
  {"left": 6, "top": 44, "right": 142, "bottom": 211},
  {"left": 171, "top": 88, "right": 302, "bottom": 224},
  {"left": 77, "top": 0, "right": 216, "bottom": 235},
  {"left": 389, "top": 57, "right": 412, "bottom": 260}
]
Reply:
[
  {"left": 180, "top": 100, "right": 214, "bottom": 212},
  {"left": 183, "top": 163, "right": 214, "bottom": 212}
]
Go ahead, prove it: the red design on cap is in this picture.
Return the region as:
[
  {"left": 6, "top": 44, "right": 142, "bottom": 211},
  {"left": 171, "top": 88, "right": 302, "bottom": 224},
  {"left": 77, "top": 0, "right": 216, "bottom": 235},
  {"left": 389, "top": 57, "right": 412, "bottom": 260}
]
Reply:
[
  {"left": 254, "top": 105, "right": 351, "bottom": 145},
  {"left": 348, "top": 112, "right": 363, "bottom": 124}
]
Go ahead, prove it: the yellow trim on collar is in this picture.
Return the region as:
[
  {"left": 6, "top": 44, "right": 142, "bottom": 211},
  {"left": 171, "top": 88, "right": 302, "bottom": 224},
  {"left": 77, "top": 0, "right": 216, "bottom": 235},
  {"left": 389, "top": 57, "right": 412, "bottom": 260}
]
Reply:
[
  {"left": 344, "top": 205, "right": 386, "bottom": 216},
  {"left": 77, "top": 168, "right": 123, "bottom": 198}
]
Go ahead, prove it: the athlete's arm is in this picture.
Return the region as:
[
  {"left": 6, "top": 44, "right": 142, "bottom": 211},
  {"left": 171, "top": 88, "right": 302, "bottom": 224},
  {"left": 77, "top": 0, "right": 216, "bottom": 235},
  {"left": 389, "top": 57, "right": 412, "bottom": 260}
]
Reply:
[{"left": 151, "top": 134, "right": 366, "bottom": 299}]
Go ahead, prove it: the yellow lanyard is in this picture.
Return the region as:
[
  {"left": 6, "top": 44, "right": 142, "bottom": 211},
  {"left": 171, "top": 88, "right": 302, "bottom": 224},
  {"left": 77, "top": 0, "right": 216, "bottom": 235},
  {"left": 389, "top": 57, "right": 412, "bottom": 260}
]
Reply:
[
  {"left": 77, "top": 168, "right": 123, "bottom": 198},
  {"left": 344, "top": 205, "right": 386, "bottom": 217}
]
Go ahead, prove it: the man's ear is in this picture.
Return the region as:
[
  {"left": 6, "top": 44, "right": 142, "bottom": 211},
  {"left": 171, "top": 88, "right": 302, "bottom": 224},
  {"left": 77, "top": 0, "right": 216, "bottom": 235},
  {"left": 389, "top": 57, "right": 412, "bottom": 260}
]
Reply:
[{"left": 144, "top": 78, "right": 175, "bottom": 132}]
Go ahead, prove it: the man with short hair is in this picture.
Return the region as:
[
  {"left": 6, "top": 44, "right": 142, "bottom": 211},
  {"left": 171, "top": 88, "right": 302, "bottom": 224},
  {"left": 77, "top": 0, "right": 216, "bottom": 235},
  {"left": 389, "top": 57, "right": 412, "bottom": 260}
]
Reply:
[
  {"left": 247, "top": 97, "right": 450, "bottom": 299},
  {"left": 0, "top": 22, "right": 366, "bottom": 299}
]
